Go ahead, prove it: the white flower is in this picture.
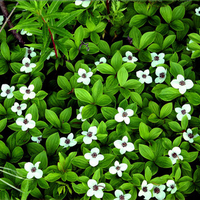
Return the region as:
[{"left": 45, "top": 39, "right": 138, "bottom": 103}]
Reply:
[
  {"left": 87, "top": 179, "right": 105, "bottom": 198},
  {"left": 109, "top": 161, "right": 128, "bottom": 177},
  {"left": 183, "top": 128, "right": 199, "bottom": 143},
  {"left": 153, "top": 185, "right": 166, "bottom": 200},
  {"left": 138, "top": 180, "right": 153, "bottom": 200},
  {"left": 122, "top": 51, "right": 138, "bottom": 63},
  {"left": 84, "top": 147, "right": 104, "bottom": 167},
  {"left": 24, "top": 161, "right": 43, "bottom": 179},
  {"left": 114, "top": 136, "right": 135, "bottom": 154},
  {"left": 75, "top": 0, "right": 91, "bottom": 7},
  {"left": 171, "top": 74, "right": 194, "bottom": 94},
  {"left": 60, "top": 133, "right": 77, "bottom": 148},
  {"left": 24, "top": 47, "right": 37, "bottom": 58},
  {"left": 77, "top": 68, "right": 93, "bottom": 85},
  {"left": 31, "top": 135, "right": 42, "bottom": 143},
  {"left": 136, "top": 69, "right": 152, "bottom": 84},
  {"left": 186, "top": 40, "right": 195, "bottom": 52},
  {"left": 81, "top": 126, "right": 97, "bottom": 144},
  {"left": 95, "top": 57, "right": 107, "bottom": 66},
  {"left": 166, "top": 180, "right": 177, "bottom": 194},
  {"left": 114, "top": 190, "right": 131, "bottom": 200},
  {"left": 168, "top": 147, "right": 183, "bottom": 165},
  {"left": 151, "top": 52, "right": 165, "bottom": 67},
  {"left": 11, "top": 102, "right": 27, "bottom": 116},
  {"left": 175, "top": 104, "right": 191, "bottom": 121},
  {"left": 77, "top": 106, "right": 86, "bottom": 121},
  {"left": 16, "top": 114, "right": 36, "bottom": 131},
  {"left": 115, "top": 107, "right": 134, "bottom": 125},
  {"left": 47, "top": 51, "right": 55, "bottom": 60},
  {"left": 195, "top": 7, "right": 200, "bottom": 16},
  {"left": 20, "top": 29, "right": 32, "bottom": 36},
  {"left": 20, "top": 57, "right": 36, "bottom": 73},
  {"left": 1, "top": 84, "right": 15, "bottom": 99},
  {"left": 0, "top": 15, "right": 4, "bottom": 25},
  {"left": 19, "top": 84, "right": 36, "bottom": 100},
  {"left": 155, "top": 66, "right": 167, "bottom": 83}
]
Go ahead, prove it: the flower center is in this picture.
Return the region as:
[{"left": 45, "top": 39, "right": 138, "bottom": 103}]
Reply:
[
  {"left": 6, "top": 89, "right": 10, "bottom": 94},
  {"left": 116, "top": 166, "right": 120, "bottom": 171},
  {"left": 181, "top": 109, "right": 186, "bottom": 115},
  {"left": 128, "top": 55, "right": 132, "bottom": 60},
  {"left": 179, "top": 80, "right": 185, "bottom": 86},
  {"left": 23, "top": 119, "right": 29, "bottom": 124},
  {"left": 82, "top": 73, "right": 86, "bottom": 78},
  {"left": 188, "top": 133, "right": 194, "bottom": 138},
  {"left": 17, "top": 106, "right": 21, "bottom": 110},
  {"left": 91, "top": 152, "right": 97, "bottom": 158},
  {"left": 93, "top": 185, "right": 98, "bottom": 191},
  {"left": 172, "top": 153, "right": 177, "bottom": 158},
  {"left": 25, "top": 63, "right": 30, "bottom": 67},
  {"left": 142, "top": 74, "right": 147, "bottom": 78},
  {"left": 122, "top": 112, "right": 128, "bottom": 117},
  {"left": 65, "top": 139, "right": 70, "bottom": 144},
  {"left": 171, "top": 185, "right": 175, "bottom": 189},
  {"left": 143, "top": 186, "right": 148, "bottom": 192},
  {"left": 87, "top": 132, "right": 93, "bottom": 137},
  {"left": 28, "top": 49, "right": 32, "bottom": 54},
  {"left": 38, "top": 136, "right": 42, "bottom": 141},
  {"left": 119, "top": 195, "right": 125, "bottom": 200},
  {"left": 99, "top": 61, "right": 103, "bottom": 64},
  {"left": 154, "top": 187, "right": 160, "bottom": 194},
  {"left": 122, "top": 142, "right": 127, "bottom": 147},
  {"left": 154, "top": 56, "right": 159, "bottom": 61},
  {"left": 26, "top": 89, "right": 31, "bottom": 94},
  {"left": 31, "top": 167, "right": 36, "bottom": 172},
  {"left": 159, "top": 72, "right": 165, "bottom": 78}
]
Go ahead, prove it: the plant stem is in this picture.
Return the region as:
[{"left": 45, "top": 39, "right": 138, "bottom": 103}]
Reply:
[{"left": 106, "top": 0, "right": 110, "bottom": 14}]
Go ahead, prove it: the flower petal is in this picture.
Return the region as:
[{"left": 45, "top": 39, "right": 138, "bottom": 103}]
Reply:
[{"left": 24, "top": 162, "right": 34, "bottom": 172}]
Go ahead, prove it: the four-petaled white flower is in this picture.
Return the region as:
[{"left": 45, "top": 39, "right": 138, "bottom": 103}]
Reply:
[
  {"left": 31, "top": 135, "right": 42, "bottom": 143},
  {"left": 87, "top": 179, "right": 105, "bottom": 198},
  {"left": 24, "top": 161, "right": 43, "bottom": 179},
  {"left": 81, "top": 126, "right": 97, "bottom": 144},
  {"left": 183, "top": 128, "right": 199, "bottom": 143},
  {"left": 84, "top": 147, "right": 104, "bottom": 167},
  {"left": 175, "top": 104, "right": 191, "bottom": 121},
  {"left": 155, "top": 66, "right": 167, "bottom": 83},
  {"left": 20, "top": 57, "right": 36, "bottom": 73},
  {"left": 77, "top": 106, "right": 86, "bottom": 121},
  {"left": 1, "top": 84, "right": 15, "bottom": 99},
  {"left": 166, "top": 180, "right": 177, "bottom": 194},
  {"left": 95, "top": 57, "right": 107, "bottom": 66},
  {"left": 47, "top": 51, "right": 55, "bottom": 60},
  {"left": 114, "top": 190, "right": 131, "bottom": 200},
  {"left": 136, "top": 69, "right": 152, "bottom": 84},
  {"left": 0, "top": 15, "right": 4, "bottom": 25},
  {"left": 75, "top": 0, "right": 91, "bottom": 7},
  {"left": 138, "top": 180, "right": 153, "bottom": 200},
  {"left": 195, "top": 7, "right": 200, "bottom": 16},
  {"left": 168, "top": 147, "right": 183, "bottom": 165},
  {"left": 114, "top": 136, "right": 135, "bottom": 154},
  {"left": 122, "top": 51, "right": 138, "bottom": 63},
  {"left": 171, "top": 74, "right": 194, "bottom": 94},
  {"left": 115, "top": 107, "right": 134, "bottom": 125},
  {"left": 16, "top": 114, "right": 36, "bottom": 131},
  {"left": 77, "top": 68, "right": 93, "bottom": 85},
  {"left": 20, "top": 29, "right": 32, "bottom": 36},
  {"left": 153, "top": 185, "right": 166, "bottom": 200},
  {"left": 60, "top": 133, "right": 77, "bottom": 148},
  {"left": 20, "top": 84, "right": 36, "bottom": 100},
  {"left": 24, "top": 47, "right": 37, "bottom": 58},
  {"left": 109, "top": 161, "right": 128, "bottom": 177},
  {"left": 11, "top": 102, "right": 27, "bottom": 116},
  {"left": 151, "top": 52, "right": 165, "bottom": 67}
]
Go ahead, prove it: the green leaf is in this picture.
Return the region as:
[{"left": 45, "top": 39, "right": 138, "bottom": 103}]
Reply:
[
  {"left": 117, "top": 67, "right": 128, "bottom": 86},
  {"left": 129, "top": 14, "right": 147, "bottom": 28},
  {"left": 57, "top": 76, "right": 71, "bottom": 91},
  {"left": 96, "top": 95, "right": 112, "bottom": 106},
  {"left": 0, "top": 118, "right": 7, "bottom": 132},
  {"left": 111, "top": 51, "right": 122, "bottom": 72},
  {"left": 129, "top": 26, "right": 141, "bottom": 49},
  {"left": 181, "top": 115, "right": 188, "bottom": 130},
  {"left": 98, "top": 40, "right": 111, "bottom": 55},
  {"left": 155, "top": 157, "right": 173, "bottom": 168},
  {"left": 139, "top": 32, "right": 156, "bottom": 49},
  {"left": 33, "top": 151, "right": 48, "bottom": 169},
  {"left": 1, "top": 41, "right": 10, "bottom": 61},
  {"left": 30, "top": 77, "right": 42, "bottom": 93},
  {"left": 92, "top": 169, "right": 101, "bottom": 182},
  {"left": 97, "top": 63, "right": 116, "bottom": 74},
  {"left": 160, "top": 5, "right": 172, "bottom": 23},
  {"left": 46, "top": 132, "right": 60, "bottom": 156},
  {"left": 145, "top": 166, "right": 152, "bottom": 182},
  {"left": 162, "top": 35, "right": 176, "bottom": 49},
  {"left": 130, "top": 92, "right": 143, "bottom": 107},
  {"left": 60, "top": 107, "right": 72, "bottom": 123},
  {"left": 168, "top": 121, "right": 182, "bottom": 132},
  {"left": 45, "top": 173, "right": 61, "bottom": 182},
  {"left": 160, "top": 102, "right": 173, "bottom": 118},
  {"left": 92, "top": 80, "right": 103, "bottom": 101},
  {"left": 72, "top": 183, "right": 88, "bottom": 194},
  {"left": 139, "top": 122, "right": 150, "bottom": 140},
  {"left": 71, "top": 156, "right": 89, "bottom": 169},
  {"left": 10, "top": 146, "right": 24, "bottom": 163},
  {"left": 81, "top": 104, "right": 97, "bottom": 119},
  {"left": 172, "top": 6, "right": 185, "bottom": 20},
  {"left": 158, "top": 87, "right": 181, "bottom": 101},
  {"left": 122, "top": 79, "right": 142, "bottom": 89},
  {"left": 26, "top": 103, "right": 39, "bottom": 121},
  {"left": 184, "top": 92, "right": 200, "bottom": 106},
  {"left": 101, "top": 107, "right": 118, "bottom": 120},
  {"left": 74, "top": 88, "right": 94, "bottom": 103},
  {"left": 149, "top": 128, "right": 163, "bottom": 140},
  {"left": 74, "top": 25, "right": 84, "bottom": 47},
  {"left": 98, "top": 154, "right": 115, "bottom": 168},
  {"left": 170, "top": 20, "right": 184, "bottom": 31},
  {"left": 170, "top": 62, "right": 184, "bottom": 77},
  {"left": 139, "top": 144, "right": 154, "bottom": 161},
  {"left": 188, "top": 33, "right": 200, "bottom": 43},
  {"left": 64, "top": 171, "right": 78, "bottom": 182},
  {"left": 45, "top": 109, "right": 61, "bottom": 128}
]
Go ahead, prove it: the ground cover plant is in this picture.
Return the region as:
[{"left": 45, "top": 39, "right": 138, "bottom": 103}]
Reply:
[{"left": 1, "top": 0, "right": 200, "bottom": 199}]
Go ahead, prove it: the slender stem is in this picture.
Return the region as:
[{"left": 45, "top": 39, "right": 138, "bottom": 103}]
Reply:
[
  {"left": 106, "top": 0, "right": 110, "bottom": 14},
  {"left": 0, "top": 169, "right": 24, "bottom": 180},
  {"left": 0, "top": 178, "right": 23, "bottom": 193}
]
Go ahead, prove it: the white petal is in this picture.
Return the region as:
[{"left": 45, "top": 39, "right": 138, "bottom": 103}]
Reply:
[
  {"left": 151, "top": 52, "right": 157, "bottom": 59},
  {"left": 176, "top": 113, "right": 183, "bottom": 121},
  {"left": 126, "top": 142, "right": 135, "bottom": 151},
  {"left": 114, "top": 140, "right": 122, "bottom": 149},
  {"left": 120, "top": 163, "right": 128, "bottom": 171},
  {"left": 22, "top": 57, "right": 30, "bottom": 65},
  {"left": 126, "top": 109, "right": 134, "bottom": 116},
  {"left": 84, "top": 153, "right": 92, "bottom": 160},
  {"left": 83, "top": 136, "right": 92, "bottom": 144},
  {"left": 28, "top": 84, "right": 34, "bottom": 91},
  {"left": 87, "top": 72, "right": 93, "bottom": 78},
  {"left": 29, "top": 92, "right": 36, "bottom": 99},
  {"left": 122, "top": 136, "right": 128, "bottom": 142},
  {"left": 24, "top": 162, "right": 34, "bottom": 171},
  {"left": 82, "top": 1, "right": 90, "bottom": 7},
  {"left": 89, "top": 158, "right": 99, "bottom": 167},
  {"left": 185, "top": 80, "right": 194, "bottom": 89},
  {"left": 100, "top": 57, "right": 106, "bottom": 63},
  {"left": 20, "top": 86, "right": 27, "bottom": 94},
  {"left": 141, "top": 180, "right": 147, "bottom": 187},
  {"left": 115, "top": 113, "right": 124, "bottom": 122},
  {"left": 173, "top": 147, "right": 181, "bottom": 155},
  {"left": 182, "top": 104, "right": 191, "bottom": 112},
  {"left": 175, "top": 107, "right": 181, "bottom": 113},
  {"left": 69, "top": 140, "right": 77, "bottom": 147},
  {"left": 26, "top": 114, "right": 32, "bottom": 120},
  {"left": 91, "top": 147, "right": 99, "bottom": 154},
  {"left": 16, "top": 118, "right": 24, "bottom": 126},
  {"left": 87, "top": 188, "right": 94, "bottom": 197},
  {"left": 20, "top": 103, "right": 27, "bottom": 110},
  {"left": 114, "top": 190, "right": 123, "bottom": 197},
  {"left": 176, "top": 74, "right": 184, "bottom": 82},
  {"left": 97, "top": 154, "right": 104, "bottom": 161},
  {"left": 124, "top": 117, "right": 130, "bottom": 124},
  {"left": 179, "top": 86, "right": 186, "bottom": 94},
  {"left": 68, "top": 133, "right": 74, "bottom": 140},
  {"left": 60, "top": 137, "right": 67, "bottom": 146},
  {"left": 88, "top": 126, "right": 97, "bottom": 134},
  {"left": 122, "top": 57, "right": 128, "bottom": 62},
  {"left": 87, "top": 179, "right": 97, "bottom": 188},
  {"left": 159, "top": 53, "right": 165, "bottom": 59},
  {"left": 171, "top": 80, "right": 180, "bottom": 89},
  {"left": 27, "top": 120, "right": 36, "bottom": 129},
  {"left": 117, "top": 170, "right": 122, "bottom": 177},
  {"left": 136, "top": 70, "right": 143, "bottom": 78},
  {"left": 26, "top": 172, "right": 34, "bottom": 179},
  {"left": 78, "top": 68, "right": 86, "bottom": 76},
  {"left": 34, "top": 169, "right": 43, "bottom": 179},
  {"left": 1, "top": 84, "right": 10, "bottom": 91},
  {"left": 120, "top": 148, "right": 126, "bottom": 154},
  {"left": 109, "top": 166, "right": 117, "bottom": 174},
  {"left": 82, "top": 78, "right": 91, "bottom": 85},
  {"left": 145, "top": 76, "right": 152, "bottom": 84}
]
